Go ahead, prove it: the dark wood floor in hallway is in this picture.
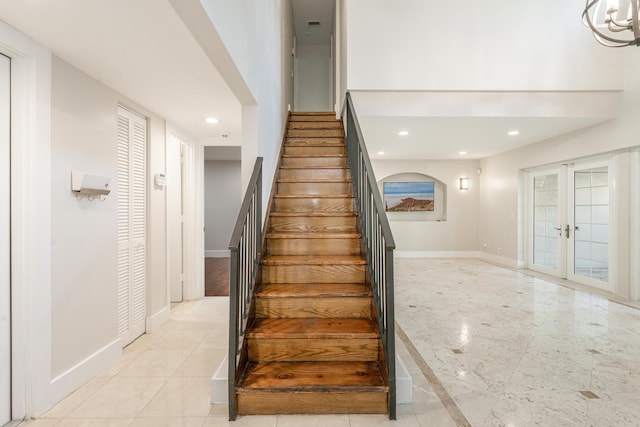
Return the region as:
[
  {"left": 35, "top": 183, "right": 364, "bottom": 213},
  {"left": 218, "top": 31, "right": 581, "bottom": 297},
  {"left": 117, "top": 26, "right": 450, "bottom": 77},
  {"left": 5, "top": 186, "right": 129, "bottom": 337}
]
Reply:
[{"left": 205, "top": 257, "right": 229, "bottom": 296}]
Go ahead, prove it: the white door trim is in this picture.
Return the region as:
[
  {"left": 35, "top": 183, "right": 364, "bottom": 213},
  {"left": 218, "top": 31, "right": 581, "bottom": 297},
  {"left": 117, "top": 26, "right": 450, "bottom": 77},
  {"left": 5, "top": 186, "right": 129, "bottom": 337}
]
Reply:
[
  {"left": 0, "top": 52, "right": 11, "bottom": 426},
  {"left": 0, "top": 22, "right": 53, "bottom": 418}
]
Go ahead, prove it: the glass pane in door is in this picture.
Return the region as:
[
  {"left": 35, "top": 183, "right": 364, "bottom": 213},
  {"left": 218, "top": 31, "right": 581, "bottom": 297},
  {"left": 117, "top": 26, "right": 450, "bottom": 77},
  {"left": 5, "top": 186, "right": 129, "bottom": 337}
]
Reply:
[
  {"left": 533, "top": 174, "right": 558, "bottom": 269},
  {"left": 573, "top": 167, "right": 608, "bottom": 282}
]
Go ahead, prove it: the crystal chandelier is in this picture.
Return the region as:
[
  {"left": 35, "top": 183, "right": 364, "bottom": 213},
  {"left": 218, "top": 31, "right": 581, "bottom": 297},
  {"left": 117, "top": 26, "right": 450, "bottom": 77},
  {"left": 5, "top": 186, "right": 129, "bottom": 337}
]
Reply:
[{"left": 583, "top": 0, "right": 640, "bottom": 47}]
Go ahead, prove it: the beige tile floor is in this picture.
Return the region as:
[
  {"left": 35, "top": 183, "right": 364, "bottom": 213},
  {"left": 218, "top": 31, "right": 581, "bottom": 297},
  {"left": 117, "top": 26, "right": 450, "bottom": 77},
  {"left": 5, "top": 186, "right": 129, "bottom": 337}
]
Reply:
[{"left": 20, "top": 258, "right": 640, "bottom": 426}]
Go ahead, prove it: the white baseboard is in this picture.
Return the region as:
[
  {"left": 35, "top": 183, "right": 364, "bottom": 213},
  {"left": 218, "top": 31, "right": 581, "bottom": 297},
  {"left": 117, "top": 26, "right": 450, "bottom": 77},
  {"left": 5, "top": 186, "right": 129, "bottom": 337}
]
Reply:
[
  {"left": 50, "top": 338, "right": 122, "bottom": 406},
  {"left": 146, "top": 304, "right": 170, "bottom": 333},
  {"left": 395, "top": 250, "right": 482, "bottom": 259},
  {"left": 205, "top": 250, "right": 230, "bottom": 258},
  {"left": 480, "top": 252, "right": 521, "bottom": 269}
]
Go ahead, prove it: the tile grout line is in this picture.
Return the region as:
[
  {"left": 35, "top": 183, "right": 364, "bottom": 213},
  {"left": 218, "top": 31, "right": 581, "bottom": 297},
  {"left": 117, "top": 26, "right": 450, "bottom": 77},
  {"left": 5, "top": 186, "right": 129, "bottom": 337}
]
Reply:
[{"left": 395, "top": 321, "right": 472, "bottom": 427}]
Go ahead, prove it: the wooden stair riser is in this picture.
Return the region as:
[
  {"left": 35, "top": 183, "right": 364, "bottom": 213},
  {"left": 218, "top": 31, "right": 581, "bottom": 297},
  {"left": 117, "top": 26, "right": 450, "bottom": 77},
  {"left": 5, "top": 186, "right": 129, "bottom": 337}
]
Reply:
[
  {"left": 281, "top": 156, "right": 347, "bottom": 168},
  {"left": 237, "top": 391, "right": 388, "bottom": 415},
  {"left": 247, "top": 338, "right": 379, "bottom": 362},
  {"left": 287, "top": 129, "right": 344, "bottom": 138},
  {"left": 267, "top": 237, "right": 361, "bottom": 256},
  {"left": 262, "top": 264, "right": 365, "bottom": 284},
  {"left": 288, "top": 121, "right": 342, "bottom": 130},
  {"left": 289, "top": 113, "right": 336, "bottom": 122},
  {"left": 284, "top": 145, "right": 345, "bottom": 156},
  {"left": 255, "top": 296, "right": 371, "bottom": 319},
  {"left": 279, "top": 168, "right": 349, "bottom": 180},
  {"left": 269, "top": 215, "right": 357, "bottom": 233},
  {"left": 277, "top": 181, "right": 351, "bottom": 195},
  {"left": 274, "top": 197, "right": 354, "bottom": 213},
  {"left": 286, "top": 137, "right": 344, "bottom": 146}
]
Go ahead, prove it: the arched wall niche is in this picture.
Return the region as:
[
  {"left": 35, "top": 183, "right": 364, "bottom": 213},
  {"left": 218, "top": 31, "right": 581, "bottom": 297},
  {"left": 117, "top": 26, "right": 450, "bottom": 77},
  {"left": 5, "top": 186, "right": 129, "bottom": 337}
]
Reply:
[{"left": 378, "top": 172, "right": 447, "bottom": 222}]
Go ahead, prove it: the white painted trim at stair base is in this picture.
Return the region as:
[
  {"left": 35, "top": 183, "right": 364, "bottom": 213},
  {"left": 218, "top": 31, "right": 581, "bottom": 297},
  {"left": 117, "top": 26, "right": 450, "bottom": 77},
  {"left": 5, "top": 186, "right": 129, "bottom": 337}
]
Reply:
[
  {"left": 395, "top": 353, "right": 412, "bottom": 405},
  {"left": 146, "top": 304, "right": 170, "bottom": 333},
  {"left": 211, "top": 355, "right": 228, "bottom": 404},
  {"left": 210, "top": 354, "right": 414, "bottom": 405},
  {"left": 395, "top": 250, "right": 482, "bottom": 259},
  {"left": 50, "top": 338, "right": 122, "bottom": 406},
  {"left": 205, "top": 250, "right": 230, "bottom": 258}
]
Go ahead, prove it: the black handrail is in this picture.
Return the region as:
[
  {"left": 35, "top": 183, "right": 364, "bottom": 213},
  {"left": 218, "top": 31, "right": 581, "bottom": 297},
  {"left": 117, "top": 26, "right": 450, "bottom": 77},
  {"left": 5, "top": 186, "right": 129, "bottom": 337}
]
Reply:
[
  {"left": 227, "top": 157, "right": 263, "bottom": 421},
  {"left": 345, "top": 93, "right": 397, "bottom": 420}
]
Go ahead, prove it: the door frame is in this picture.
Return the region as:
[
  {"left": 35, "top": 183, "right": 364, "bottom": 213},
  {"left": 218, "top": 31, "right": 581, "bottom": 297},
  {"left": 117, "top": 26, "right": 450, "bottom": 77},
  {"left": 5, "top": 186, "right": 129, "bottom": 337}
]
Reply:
[
  {"left": 0, "top": 22, "right": 53, "bottom": 418},
  {"left": 525, "top": 157, "right": 615, "bottom": 292}
]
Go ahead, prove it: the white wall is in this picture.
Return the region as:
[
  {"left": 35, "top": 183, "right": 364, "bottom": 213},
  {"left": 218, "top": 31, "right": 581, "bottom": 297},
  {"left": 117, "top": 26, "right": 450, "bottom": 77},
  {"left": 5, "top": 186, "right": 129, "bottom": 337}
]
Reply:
[
  {"left": 478, "top": 51, "right": 640, "bottom": 293},
  {"left": 50, "top": 56, "right": 169, "bottom": 403},
  {"left": 204, "top": 160, "right": 241, "bottom": 255},
  {"left": 51, "top": 57, "right": 119, "bottom": 390},
  {"left": 345, "top": 0, "right": 623, "bottom": 91},
  {"left": 372, "top": 159, "right": 479, "bottom": 255},
  {"left": 200, "top": 0, "right": 293, "bottom": 204},
  {"left": 294, "top": 43, "right": 332, "bottom": 111}
]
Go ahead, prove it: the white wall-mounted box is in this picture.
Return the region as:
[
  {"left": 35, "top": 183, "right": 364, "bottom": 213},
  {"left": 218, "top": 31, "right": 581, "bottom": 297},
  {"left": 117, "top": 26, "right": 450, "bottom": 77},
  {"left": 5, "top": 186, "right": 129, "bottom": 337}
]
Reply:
[{"left": 71, "top": 171, "right": 111, "bottom": 195}]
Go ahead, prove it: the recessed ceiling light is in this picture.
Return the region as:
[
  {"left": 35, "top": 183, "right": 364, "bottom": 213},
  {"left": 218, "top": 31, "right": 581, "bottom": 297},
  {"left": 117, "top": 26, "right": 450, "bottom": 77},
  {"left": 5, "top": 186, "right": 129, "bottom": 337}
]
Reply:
[
  {"left": 205, "top": 117, "right": 219, "bottom": 124},
  {"left": 459, "top": 151, "right": 467, "bottom": 155},
  {"left": 398, "top": 131, "right": 409, "bottom": 136},
  {"left": 377, "top": 151, "right": 385, "bottom": 155},
  {"left": 508, "top": 130, "right": 519, "bottom": 136}
]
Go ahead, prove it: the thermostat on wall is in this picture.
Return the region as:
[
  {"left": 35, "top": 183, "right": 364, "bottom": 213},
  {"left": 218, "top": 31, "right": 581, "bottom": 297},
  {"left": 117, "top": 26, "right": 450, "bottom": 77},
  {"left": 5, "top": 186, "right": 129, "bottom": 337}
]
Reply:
[{"left": 155, "top": 172, "right": 167, "bottom": 187}]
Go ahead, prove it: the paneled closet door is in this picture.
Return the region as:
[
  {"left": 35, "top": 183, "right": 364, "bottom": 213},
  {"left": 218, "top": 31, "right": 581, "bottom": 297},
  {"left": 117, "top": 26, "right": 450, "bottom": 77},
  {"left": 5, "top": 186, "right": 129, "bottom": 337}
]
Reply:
[
  {"left": 117, "top": 106, "right": 147, "bottom": 346},
  {"left": 0, "top": 53, "right": 11, "bottom": 425}
]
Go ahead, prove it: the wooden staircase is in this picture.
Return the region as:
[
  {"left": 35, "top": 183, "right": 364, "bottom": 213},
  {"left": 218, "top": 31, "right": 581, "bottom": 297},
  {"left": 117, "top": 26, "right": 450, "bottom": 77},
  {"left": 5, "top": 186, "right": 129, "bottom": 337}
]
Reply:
[{"left": 234, "top": 112, "right": 389, "bottom": 416}]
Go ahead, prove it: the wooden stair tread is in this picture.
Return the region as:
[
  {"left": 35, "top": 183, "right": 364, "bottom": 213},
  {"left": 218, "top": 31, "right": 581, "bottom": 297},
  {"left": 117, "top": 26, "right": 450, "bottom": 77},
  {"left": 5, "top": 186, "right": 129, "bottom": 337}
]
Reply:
[
  {"left": 248, "top": 318, "right": 378, "bottom": 339},
  {"left": 279, "top": 165, "right": 347, "bottom": 169},
  {"left": 266, "top": 232, "right": 360, "bottom": 239},
  {"left": 273, "top": 194, "right": 353, "bottom": 199},
  {"left": 269, "top": 212, "right": 356, "bottom": 217},
  {"left": 283, "top": 154, "right": 346, "bottom": 158},
  {"left": 256, "top": 283, "right": 370, "bottom": 298},
  {"left": 278, "top": 178, "right": 351, "bottom": 183},
  {"left": 285, "top": 140, "right": 344, "bottom": 146},
  {"left": 262, "top": 255, "right": 366, "bottom": 266},
  {"left": 239, "top": 361, "right": 386, "bottom": 391}
]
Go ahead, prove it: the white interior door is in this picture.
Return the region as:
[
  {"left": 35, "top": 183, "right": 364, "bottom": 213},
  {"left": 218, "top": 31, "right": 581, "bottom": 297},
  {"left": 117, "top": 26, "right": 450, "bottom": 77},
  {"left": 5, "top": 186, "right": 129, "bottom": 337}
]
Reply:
[
  {"left": 117, "top": 106, "right": 147, "bottom": 346},
  {"left": 0, "top": 53, "right": 11, "bottom": 426},
  {"left": 528, "top": 161, "right": 611, "bottom": 290},
  {"left": 167, "top": 134, "right": 184, "bottom": 303}
]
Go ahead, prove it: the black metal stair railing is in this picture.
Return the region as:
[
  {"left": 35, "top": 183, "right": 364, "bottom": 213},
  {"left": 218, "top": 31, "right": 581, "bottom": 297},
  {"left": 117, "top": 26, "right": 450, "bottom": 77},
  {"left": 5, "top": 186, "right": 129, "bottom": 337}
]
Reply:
[
  {"left": 227, "top": 157, "right": 263, "bottom": 421},
  {"left": 345, "top": 93, "right": 397, "bottom": 420}
]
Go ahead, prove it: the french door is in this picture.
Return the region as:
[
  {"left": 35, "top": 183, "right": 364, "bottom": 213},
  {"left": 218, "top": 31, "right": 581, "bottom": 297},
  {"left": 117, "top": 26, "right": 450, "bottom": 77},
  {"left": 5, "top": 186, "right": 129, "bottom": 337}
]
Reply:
[
  {"left": 0, "top": 53, "right": 11, "bottom": 425},
  {"left": 528, "top": 161, "right": 611, "bottom": 290}
]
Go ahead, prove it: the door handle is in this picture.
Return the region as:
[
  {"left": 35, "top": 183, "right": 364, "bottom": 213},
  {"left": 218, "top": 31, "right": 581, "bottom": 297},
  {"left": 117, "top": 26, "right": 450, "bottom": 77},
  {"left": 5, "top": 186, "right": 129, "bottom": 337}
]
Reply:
[{"left": 565, "top": 224, "right": 571, "bottom": 239}]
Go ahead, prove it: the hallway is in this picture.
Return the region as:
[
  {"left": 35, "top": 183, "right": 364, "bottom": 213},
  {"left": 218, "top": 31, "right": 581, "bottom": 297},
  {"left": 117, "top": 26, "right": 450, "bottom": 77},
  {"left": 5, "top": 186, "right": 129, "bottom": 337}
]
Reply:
[{"left": 23, "top": 259, "right": 640, "bottom": 426}]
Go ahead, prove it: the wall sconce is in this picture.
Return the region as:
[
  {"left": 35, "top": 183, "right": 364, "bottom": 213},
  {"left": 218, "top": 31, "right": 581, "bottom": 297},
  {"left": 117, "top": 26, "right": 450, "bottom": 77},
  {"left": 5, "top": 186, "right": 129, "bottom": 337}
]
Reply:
[{"left": 459, "top": 177, "right": 470, "bottom": 190}]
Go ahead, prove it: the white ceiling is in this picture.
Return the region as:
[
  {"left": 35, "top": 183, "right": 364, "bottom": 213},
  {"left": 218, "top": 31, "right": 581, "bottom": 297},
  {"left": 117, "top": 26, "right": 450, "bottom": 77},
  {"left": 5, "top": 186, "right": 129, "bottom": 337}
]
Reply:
[
  {"left": 292, "top": 0, "right": 335, "bottom": 45},
  {"left": 351, "top": 91, "right": 622, "bottom": 160},
  {"left": 0, "top": 0, "right": 242, "bottom": 146}
]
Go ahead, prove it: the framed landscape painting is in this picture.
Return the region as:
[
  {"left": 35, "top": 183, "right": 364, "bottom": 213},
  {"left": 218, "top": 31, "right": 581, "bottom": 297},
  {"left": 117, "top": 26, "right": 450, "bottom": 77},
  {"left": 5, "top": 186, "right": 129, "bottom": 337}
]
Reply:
[{"left": 383, "top": 181, "right": 435, "bottom": 212}]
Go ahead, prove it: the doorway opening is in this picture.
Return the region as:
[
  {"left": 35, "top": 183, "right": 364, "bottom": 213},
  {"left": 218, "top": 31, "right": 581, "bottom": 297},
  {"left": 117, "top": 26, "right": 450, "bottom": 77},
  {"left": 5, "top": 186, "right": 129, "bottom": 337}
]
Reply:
[{"left": 203, "top": 146, "right": 241, "bottom": 297}]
